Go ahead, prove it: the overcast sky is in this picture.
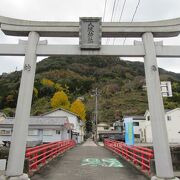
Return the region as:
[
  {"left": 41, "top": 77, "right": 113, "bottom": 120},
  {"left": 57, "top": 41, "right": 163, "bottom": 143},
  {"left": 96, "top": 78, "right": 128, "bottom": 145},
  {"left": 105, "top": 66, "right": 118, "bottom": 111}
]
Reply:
[{"left": 0, "top": 0, "right": 180, "bottom": 74}]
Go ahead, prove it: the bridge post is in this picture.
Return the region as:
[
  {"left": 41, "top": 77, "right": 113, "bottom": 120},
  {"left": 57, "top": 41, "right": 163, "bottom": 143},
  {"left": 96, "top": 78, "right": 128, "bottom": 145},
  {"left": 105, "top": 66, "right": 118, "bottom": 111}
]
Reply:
[
  {"left": 142, "top": 32, "right": 177, "bottom": 180},
  {"left": 5, "top": 31, "right": 39, "bottom": 179}
]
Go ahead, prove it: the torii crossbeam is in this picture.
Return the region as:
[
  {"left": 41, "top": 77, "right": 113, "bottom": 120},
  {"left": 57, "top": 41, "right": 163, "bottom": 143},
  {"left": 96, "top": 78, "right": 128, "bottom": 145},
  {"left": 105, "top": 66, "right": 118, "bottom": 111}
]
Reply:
[{"left": 0, "top": 16, "right": 179, "bottom": 180}]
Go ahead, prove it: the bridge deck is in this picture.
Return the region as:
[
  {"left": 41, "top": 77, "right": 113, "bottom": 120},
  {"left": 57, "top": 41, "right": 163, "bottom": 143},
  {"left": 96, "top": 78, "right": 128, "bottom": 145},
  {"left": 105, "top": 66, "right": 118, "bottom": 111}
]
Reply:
[{"left": 31, "top": 139, "right": 148, "bottom": 180}]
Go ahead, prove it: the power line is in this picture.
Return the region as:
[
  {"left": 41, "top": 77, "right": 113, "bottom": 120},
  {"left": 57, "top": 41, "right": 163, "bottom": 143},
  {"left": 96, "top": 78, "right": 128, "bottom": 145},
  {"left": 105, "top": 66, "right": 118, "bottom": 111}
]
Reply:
[
  {"left": 123, "top": 0, "right": 141, "bottom": 45},
  {"left": 113, "top": 0, "right": 127, "bottom": 45},
  {"left": 119, "top": 0, "right": 127, "bottom": 22},
  {"left": 131, "top": 0, "right": 141, "bottom": 22},
  {"left": 111, "top": 0, "right": 118, "bottom": 21},
  {"left": 103, "top": 0, "right": 108, "bottom": 22},
  {"left": 113, "top": 0, "right": 120, "bottom": 20},
  {"left": 106, "top": 0, "right": 118, "bottom": 44}
]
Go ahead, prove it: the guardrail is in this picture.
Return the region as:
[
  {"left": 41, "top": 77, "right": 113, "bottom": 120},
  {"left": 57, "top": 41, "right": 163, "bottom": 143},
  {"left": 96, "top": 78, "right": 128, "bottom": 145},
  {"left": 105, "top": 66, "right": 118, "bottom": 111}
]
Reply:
[
  {"left": 104, "top": 139, "right": 154, "bottom": 175},
  {"left": 26, "top": 140, "right": 76, "bottom": 175}
]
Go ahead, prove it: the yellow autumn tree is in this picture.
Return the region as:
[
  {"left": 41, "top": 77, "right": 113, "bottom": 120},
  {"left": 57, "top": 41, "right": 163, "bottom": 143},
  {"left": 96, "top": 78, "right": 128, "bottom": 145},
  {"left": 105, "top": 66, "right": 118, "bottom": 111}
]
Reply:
[
  {"left": 51, "top": 91, "right": 70, "bottom": 110},
  {"left": 41, "top": 78, "right": 54, "bottom": 87},
  {"left": 70, "top": 99, "right": 86, "bottom": 121}
]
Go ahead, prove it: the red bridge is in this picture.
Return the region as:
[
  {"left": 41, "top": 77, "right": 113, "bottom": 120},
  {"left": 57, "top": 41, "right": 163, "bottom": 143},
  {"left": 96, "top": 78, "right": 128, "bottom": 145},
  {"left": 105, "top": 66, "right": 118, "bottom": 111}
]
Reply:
[{"left": 22, "top": 139, "right": 156, "bottom": 180}]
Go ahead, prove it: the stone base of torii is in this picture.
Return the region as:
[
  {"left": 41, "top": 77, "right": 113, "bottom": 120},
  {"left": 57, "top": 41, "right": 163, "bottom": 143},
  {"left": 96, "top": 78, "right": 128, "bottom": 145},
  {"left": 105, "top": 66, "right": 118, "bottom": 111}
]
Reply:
[{"left": 0, "top": 174, "right": 29, "bottom": 180}]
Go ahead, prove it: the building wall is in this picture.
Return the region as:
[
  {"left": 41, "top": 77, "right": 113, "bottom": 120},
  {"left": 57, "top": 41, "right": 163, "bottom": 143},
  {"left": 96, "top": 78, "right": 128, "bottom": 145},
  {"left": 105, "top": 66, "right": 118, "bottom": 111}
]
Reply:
[
  {"left": 45, "top": 110, "right": 83, "bottom": 143},
  {"left": 45, "top": 110, "right": 80, "bottom": 132},
  {"left": 165, "top": 110, "right": 180, "bottom": 143},
  {"left": 144, "top": 109, "right": 180, "bottom": 143},
  {"left": 80, "top": 126, "right": 84, "bottom": 142},
  {"left": 0, "top": 128, "right": 70, "bottom": 144},
  {"left": 133, "top": 120, "right": 142, "bottom": 142},
  {"left": 0, "top": 128, "right": 12, "bottom": 144},
  {"left": 0, "top": 115, "right": 5, "bottom": 122},
  {"left": 97, "top": 127, "right": 106, "bottom": 131},
  {"left": 43, "top": 129, "right": 62, "bottom": 143},
  {"left": 123, "top": 118, "right": 145, "bottom": 142},
  {"left": 133, "top": 120, "right": 141, "bottom": 134}
]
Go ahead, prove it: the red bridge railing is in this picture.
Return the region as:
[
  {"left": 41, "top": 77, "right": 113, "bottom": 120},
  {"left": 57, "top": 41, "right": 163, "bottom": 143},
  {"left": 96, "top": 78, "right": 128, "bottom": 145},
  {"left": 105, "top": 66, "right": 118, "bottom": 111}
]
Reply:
[
  {"left": 26, "top": 140, "right": 76, "bottom": 175},
  {"left": 104, "top": 139, "right": 154, "bottom": 175}
]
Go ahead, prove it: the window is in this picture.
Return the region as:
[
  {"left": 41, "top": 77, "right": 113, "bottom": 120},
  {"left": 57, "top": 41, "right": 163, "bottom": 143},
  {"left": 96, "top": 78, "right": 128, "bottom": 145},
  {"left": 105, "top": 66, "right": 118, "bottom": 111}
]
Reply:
[
  {"left": 167, "top": 116, "right": 171, "bottom": 121},
  {"left": 133, "top": 122, "right": 139, "bottom": 126},
  {"left": 28, "top": 130, "right": 39, "bottom": 136},
  {"left": 56, "top": 130, "right": 61, "bottom": 135},
  {"left": 147, "top": 116, "right": 150, "bottom": 121},
  {"left": 43, "top": 130, "right": 53, "bottom": 136},
  {"left": 0, "top": 129, "right": 12, "bottom": 136},
  {"left": 134, "top": 134, "right": 140, "bottom": 138}
]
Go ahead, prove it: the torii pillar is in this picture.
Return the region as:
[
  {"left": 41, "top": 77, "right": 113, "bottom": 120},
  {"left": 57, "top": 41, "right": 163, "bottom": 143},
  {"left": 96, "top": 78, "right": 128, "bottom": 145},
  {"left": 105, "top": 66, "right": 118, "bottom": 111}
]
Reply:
[
  {"left": 142, "top": 32, "right": 178, "bottom": 180},
  {"left": 5, "top": 31, "right": 39, "bottom": 179}
]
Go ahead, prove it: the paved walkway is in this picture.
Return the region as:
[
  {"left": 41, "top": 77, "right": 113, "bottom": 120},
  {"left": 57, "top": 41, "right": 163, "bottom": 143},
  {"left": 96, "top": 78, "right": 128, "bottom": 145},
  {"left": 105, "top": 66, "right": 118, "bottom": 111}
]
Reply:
[{"left": 32, "top": 139, "right": 148, "bottom": 180}]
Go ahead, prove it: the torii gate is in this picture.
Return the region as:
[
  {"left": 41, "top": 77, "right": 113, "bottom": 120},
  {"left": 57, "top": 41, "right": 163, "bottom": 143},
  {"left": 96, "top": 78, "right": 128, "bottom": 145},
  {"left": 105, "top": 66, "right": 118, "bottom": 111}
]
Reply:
[{"left": 0, "top": 16, "right": 180, "bottom": 180}]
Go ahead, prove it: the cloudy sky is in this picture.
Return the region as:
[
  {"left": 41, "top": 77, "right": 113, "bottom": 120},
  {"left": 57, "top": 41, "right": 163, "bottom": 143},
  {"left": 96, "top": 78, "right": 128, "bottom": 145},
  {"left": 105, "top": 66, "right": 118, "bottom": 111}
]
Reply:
[{"left": 0, "top": 0, "right": 180, "bottom": 74}]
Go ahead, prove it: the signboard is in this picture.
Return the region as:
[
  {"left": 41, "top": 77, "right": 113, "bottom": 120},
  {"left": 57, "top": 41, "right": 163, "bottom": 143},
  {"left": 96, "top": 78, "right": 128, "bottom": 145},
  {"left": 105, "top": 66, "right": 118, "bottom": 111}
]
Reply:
[
  {"left": 124, "top": 118, "right": 134, "bottom": 145},
  {"left": 79, "top": 17, "right": 102, "bottom": 50},
  {"left": 161, "top": 81, "right": 172, "bottom": 97},
  {"left": 143, "top": 81, "right": 172, "bottom": 97}
]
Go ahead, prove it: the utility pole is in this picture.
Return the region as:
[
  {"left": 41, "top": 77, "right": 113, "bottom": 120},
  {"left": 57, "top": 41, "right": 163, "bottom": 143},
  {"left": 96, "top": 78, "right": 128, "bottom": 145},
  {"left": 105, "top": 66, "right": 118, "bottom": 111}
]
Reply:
[
  {"left": 95, "top": 88, "right": 98, "bottom": 142},
  {"left": 92, "top": 88, "right": 99, "bottom": 142}
]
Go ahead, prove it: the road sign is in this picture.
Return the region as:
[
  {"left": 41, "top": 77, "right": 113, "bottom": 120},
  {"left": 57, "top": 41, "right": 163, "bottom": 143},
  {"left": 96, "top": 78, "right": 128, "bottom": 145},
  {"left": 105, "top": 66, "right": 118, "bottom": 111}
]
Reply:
[{"left": 79, "top": 17, "right": 102, "bottom": 50}]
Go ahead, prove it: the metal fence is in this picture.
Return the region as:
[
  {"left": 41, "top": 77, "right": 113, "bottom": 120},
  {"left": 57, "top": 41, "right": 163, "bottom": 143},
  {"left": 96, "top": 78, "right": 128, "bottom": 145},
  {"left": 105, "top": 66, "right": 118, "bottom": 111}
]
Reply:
[
  {"left": 26, "top": 140, "right": 76, "bottom": 175},
  {"left": 104, "top": 139, "right": 154, "bottom": 175}
]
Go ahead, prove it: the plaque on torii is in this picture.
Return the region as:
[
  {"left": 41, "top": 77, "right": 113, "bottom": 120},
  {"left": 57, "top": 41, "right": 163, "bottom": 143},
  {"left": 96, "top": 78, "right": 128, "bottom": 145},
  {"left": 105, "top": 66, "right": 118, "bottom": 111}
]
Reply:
[{"left": 79, "top": 17, "right": 102, "bottom": 50}]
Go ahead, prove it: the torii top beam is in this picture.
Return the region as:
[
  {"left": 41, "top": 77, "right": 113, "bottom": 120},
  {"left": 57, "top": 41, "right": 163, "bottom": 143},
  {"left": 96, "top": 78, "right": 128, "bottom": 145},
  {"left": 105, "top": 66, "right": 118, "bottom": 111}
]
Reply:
[{"left": 1, "top": 16, "right": 180, "bottom": 37}]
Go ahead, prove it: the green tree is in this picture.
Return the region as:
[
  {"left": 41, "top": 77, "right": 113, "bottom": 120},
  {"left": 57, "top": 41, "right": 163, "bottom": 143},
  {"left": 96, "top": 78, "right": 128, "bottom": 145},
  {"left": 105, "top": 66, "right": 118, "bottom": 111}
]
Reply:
[
  {"left": 32, "top": 87, "right": 38, "bottom": 101},
  {"left": 40, "top": 78, "right": 55, "bottom": 96},
  {"left": 3, "top": 108, "right": 15, "bottom": 117}
]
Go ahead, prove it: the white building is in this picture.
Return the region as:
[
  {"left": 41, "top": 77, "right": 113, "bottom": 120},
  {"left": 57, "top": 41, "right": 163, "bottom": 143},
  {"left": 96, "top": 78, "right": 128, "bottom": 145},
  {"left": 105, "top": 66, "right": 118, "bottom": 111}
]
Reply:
[
  {"left": 0, "top": 116, "right": 71, "bottom": 146},
  {"left": 0, "top": 112, "right": 6, "bottom": 122},
  {"left": 42, "top": 108, "right": 85, "bottom": 143},
  {"left": 143, "top": 108, "right": 180, "bottom": 143},
  {"left": 0, "top": 108, "right": 85, "bottom": 146},
  {"left": 123, "top": 116, "right": 146, "bottom": 142}
]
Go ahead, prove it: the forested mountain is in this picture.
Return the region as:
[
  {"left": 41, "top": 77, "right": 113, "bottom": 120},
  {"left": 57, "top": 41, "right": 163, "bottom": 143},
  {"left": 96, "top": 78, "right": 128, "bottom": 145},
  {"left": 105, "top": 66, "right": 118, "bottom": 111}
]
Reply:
[{"left": 0, "top": 56, "right": 180, "bottom": 124}]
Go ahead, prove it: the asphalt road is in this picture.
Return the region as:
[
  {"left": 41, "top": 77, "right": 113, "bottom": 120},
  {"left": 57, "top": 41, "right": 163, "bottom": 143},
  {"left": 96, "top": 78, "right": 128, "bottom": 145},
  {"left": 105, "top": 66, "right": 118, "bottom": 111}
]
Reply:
[{"left": 32, "top": 139, "right": 148, "bottom": 180}]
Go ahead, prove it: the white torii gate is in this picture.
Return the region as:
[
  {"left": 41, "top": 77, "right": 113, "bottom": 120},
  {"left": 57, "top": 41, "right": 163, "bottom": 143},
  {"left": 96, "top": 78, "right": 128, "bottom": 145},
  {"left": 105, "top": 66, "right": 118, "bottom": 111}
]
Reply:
[{"left": 0, "top": 16, "right": 180, "bottom": 180}]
